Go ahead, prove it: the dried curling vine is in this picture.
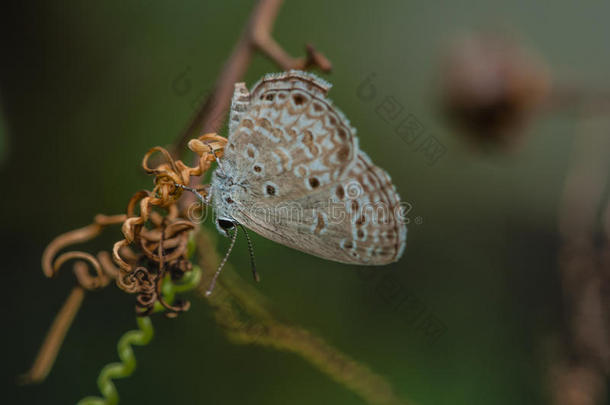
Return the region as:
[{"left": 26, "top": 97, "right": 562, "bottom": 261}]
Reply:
[
  {"left": 63, "top": 133, "right": 223, "bottom": 313},
  {"left": 22, "top": 133, "right": 226, "bottom": 384}
]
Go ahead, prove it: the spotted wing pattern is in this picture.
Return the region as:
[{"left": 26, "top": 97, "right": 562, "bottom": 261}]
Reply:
[
  {"left": 222, "top": 71, "right": 359, "bottom": 198},
  {"left": 219, "top": 71, "right": 406, "bottom": 264}
]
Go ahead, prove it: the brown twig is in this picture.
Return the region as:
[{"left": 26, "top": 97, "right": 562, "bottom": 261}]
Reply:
[
  {"left": 546, "top": 83, "right": 610, "bottom": 117},
  {"left": 172, "top": 0, "right": 331, "bottom": 157},
  {"left": 551, "top": 115, "right": 610, "bottom": 405},
  {"left": 19, "top": 215, "right": 126, "bottom": 384},
  {"left": 21, "top": 214, "right": 125, "bottom": 385},
  {"left": 19, "top": 285, "right": 86, "bottom": 384}
]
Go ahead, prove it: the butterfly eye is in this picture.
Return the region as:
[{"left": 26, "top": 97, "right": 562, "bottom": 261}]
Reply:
[{"left": 217, "top": 219, "right": 235, "bottom": 231}]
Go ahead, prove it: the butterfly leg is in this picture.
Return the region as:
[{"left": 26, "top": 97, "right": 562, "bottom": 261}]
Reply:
[{"left": 175, "top": 183, "right": 210, "bottom": 206}]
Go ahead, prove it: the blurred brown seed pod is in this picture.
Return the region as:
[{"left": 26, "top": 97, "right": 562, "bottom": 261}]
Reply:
[{"left": 441, "top": 32, "right": 551, "bottom": 148}]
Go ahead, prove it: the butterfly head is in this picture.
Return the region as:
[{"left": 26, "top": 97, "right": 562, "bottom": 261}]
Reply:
[{"left": 211, "top": 169, "right": 246, "bottom": 239}]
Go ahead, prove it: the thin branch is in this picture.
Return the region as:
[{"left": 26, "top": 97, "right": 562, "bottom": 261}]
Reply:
[
  {"left": 172, "top": 0, "right": 331, "bottom": 157},
  {"left": 551, "top": 115, "right": 610, "bottom": 405},
  {"left": 19, "top": 286, "right": 85, "bottom": 384},
  {"left": 196, "top": 231, "right": 412, "bottom": 405}
]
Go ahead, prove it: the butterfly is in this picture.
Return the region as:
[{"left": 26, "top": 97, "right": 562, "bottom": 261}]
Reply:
[{"left": 198, "top": 71, "right": 406, "bottom": 292}]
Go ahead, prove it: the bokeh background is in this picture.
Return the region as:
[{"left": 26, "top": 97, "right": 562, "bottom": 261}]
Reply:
[{"left": 2, "top": 1, "right": 609, "bottom": 404}]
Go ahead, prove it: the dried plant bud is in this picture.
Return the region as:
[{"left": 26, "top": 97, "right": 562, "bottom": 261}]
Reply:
[{"left": 441, "top": 32, "right": 551, "bottom": 147}]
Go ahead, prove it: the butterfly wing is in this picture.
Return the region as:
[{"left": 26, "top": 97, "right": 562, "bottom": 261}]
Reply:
[
  {"left": 233, "top": 151, "right": 407, "bottom": 264},
  {"left": 219, "top": 71, "right": 406, "bottom": 264},
  {"left": 222, "top": 70, "right": 359, "bottom": 198}
]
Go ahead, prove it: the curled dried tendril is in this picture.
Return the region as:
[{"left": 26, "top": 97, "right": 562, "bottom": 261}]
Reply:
[
  {"left": 110, "top": 133, "right": 226, "bottom": 315},
  {"left": 22, "top": 133, "right": 226, "bottom": 384},
  {"left": 41, "top": 214, "right": 126, "bottom": 289},
  {"left": 43, "top": 132, "right": 226, "bottom": 314}
]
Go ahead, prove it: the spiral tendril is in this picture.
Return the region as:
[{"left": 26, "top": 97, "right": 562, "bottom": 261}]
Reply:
[{"left": 76, "top": 265, "right": 202, "bottom": 405}]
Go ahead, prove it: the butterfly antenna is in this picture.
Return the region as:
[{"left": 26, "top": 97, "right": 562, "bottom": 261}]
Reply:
[
  {"left": 205, "top": 225, "right": 238, "bottom": 296},
  {"left": 175, "top": 183, "right": 209, "bottom": 206},
  {"left": 238, "top": 224, "right": 260, "bottom": 282},
  {"left": 208, "top": 144, "right": 226, "bottom": 174}
]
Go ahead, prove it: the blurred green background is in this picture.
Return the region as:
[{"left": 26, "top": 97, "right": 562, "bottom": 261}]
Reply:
[{"left": 1, "top": 1, "right": 609, "bottom": 404}]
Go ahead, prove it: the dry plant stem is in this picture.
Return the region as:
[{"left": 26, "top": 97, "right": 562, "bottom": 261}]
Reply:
[
  {"left": 173, "top": 0, "right": 331, "bottom": 157},
  {"left": 19, "top": 286, "right": 85, "bottom": 384},
  {"left": 545, "top": 83, "right": 610, "bottom": 119},
  {"left": 552, "top": 115, "right": 610, "bottom": 405},
  {"left": 196, "top": 231, "right": 412, "bottom": 405},
  {"left": 602, "top": 201, "right": 610, "bottom": 371},
  {"left": 28, "top": 133, "right": 226, "bottom": 383},
  {"left": 22, "top": 216, "right": 125, "bottom": 385},
  {"left": 42, "top": 214, "right": 125, "bottom": 281}
]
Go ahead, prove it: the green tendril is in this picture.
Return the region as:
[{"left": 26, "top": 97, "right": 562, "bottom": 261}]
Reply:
[
  {"left": 76, "top": 316, "right": 153, "bottom": 405},
  {"left": 77, "top": 263, "right": 202, "bottom": 405}
]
